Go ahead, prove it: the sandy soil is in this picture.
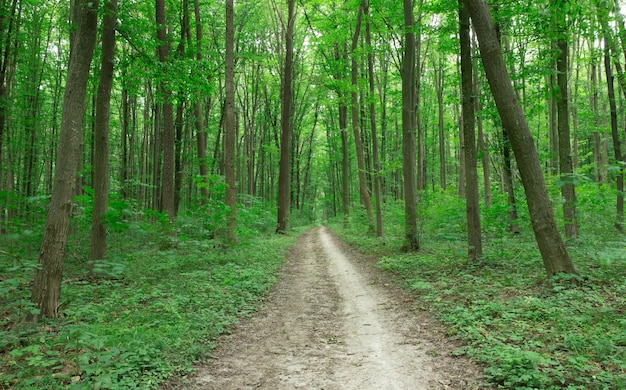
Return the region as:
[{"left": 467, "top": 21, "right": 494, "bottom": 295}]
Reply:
[{"left": 165, "top": 226, "right": 485, "bottom": 389}]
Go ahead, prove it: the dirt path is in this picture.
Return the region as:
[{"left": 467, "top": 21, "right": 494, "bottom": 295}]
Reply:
[{"left": 167, "top": 227, "right": 483, "bottom": 389}]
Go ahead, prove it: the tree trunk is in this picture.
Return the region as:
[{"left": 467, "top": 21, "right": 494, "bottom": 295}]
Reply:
[
  {"left": 465, "top": 0, "right": 577, "bottom": 277},
  {"left": 276, "top": 0, "right": 295, "bottom": 233},
  {"left": 604, "top": 41, "right": 624, "bottom": 232},
  {"left": 339, "top": 99, "right": 350, "bottom": 224},
  {"left": 90, "top": 0, "right": 117, "bottom": 263},
  {"left": 350, "top": 6, "right": 374, "bottom": 226},
  {"left": 436, "top": 54, "right": 446, "bottom": 191},
  {"left": 32, "top": 0, "right": 99, "bottom": 317},
  {"left": 194, "top": 0, "right": 209, "bottom": 204},
  {"left": 156, "top": 0, "right": 176, "bottom": 221},
  {"left": 364, "top": 0, "right": 383, "bottom": 237},
  {"left": 473, "top": 39, "right": 492, "bottom": 207},
  {"left": 554, "top": 0, "right": 579, "bottom": 239},
  {"left": 459, "top": 0, "right": 482, "bottom": 260},
  {"left": 401, "top": 0, "right": 419, "bottom": 251},
  {"left": 225, "top": 0, "right": 238, "bottom": 242}
]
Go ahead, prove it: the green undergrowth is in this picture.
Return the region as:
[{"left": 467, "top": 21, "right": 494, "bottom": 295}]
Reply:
[
  {"left": 0, "top": 210, "right": 301, "bottom": 389},
  {"left": 331, "top": 183, "right": 626, "bottom": 389}
]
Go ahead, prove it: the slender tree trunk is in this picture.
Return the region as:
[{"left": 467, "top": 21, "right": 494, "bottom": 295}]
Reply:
[
  {"left": 156, "top": 0, "right": 176, "bottom": 221},
  {"left": 225, "top": 0, "right": 238, "bottom": 241},
  {"left": 364, "top": 0, "right": 383, "bottom": 236},
  {"left": 90, "top": 0, "right": 117, "bottom": 263},
  {"left": 276, "top": 0, "right": 295, "bottom": 233},
  {"left": 350, "top": 6, "right": 373, "bottom": 225},
  {"left": 31, "top": 0, "right": 99, "bottom": 317},
  {"left": 604, "top": 41, "right": 624, "bottom": 232},
  {"left": 194, "top": 0, "right": 209, "bottom": 204},
  {"left": 465, "top": 0, "right": 576, "bottom": 277},
  {"left": 459, "top": 0, "right": 482, "bottom": 260},
  {"left": 401, "top": 0, "right": 419, "bottom": 251},
  {"left": 436, "top": 54, "right": 446, "bottom": 191},
  {"left": 554, "top": 0, "right": 579, "bottom": 239},
  {"left": 339, "top": 99, "right": 350, "bottom": 223},
  {"left": 473, "top": 39, "right": 492, "bottom": 207}
]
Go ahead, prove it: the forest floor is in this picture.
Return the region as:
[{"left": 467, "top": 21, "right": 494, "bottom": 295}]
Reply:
[{"left": 164, "top": 226, "right": 485, "bottom": 389}]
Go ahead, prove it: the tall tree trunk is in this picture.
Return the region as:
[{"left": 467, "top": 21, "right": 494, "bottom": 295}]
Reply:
[
  {"left": 364, "top": 0, "right": 383, "bottom": 236},
  {"left": 473, "top": 39, "right": 492, "bottom": 207},
  {"left": 436, "top": 54, "right": 446, "bottom": 191},
  {"left": 276, "top": 0, "right": 295, "bottom": 233},
  {"left": 401, "top": 0, "right": 419, "bottom": 251},
  {"left": 604, "top": 41, "right": 624, "bottom": 232},
  {"left": 465, "top": 0, "right": 577, "bottom": 277},
  {"left": 554, "top": 0, "right": 579, "bottom": 239},
  {"left": 31, "top": 0, "right": 99, "bottom": 317},
  {"left": 156, "top": 0, "right": 176, "bottom": 221},
  {"left": 339, "top": 99, "right": 350, "bottom": 224},
  {"left": 90, "top": 0, "right": 117, "bottom": 263},
  {"left": 225, "top": 0, "right": 238, "bottom": 241},
  {"left": 459, "top": 0, "right": 482, "bottom": 260},
  {"left": 350, "top": 6, "right": 373, "bottom": 225},
  {"left": 194, "top": 0, "right": 209, "bottom": 204}
]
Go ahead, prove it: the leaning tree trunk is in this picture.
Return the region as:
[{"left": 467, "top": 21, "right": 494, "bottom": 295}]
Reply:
[
  {"left": 31, "top": 0, "right": 99, "bottom": 318},
  {"left": 401, "top": 0, "right": 419, "bottom": 251},
  {"left": 276, "top": 0, "right": 295, "bottom": 233},
  {"left": 459, "top": 0, "right": 482, "bottom": 260},
  {"left": 90, "top": 0, "right": 117, "bottom": 263},
  {"left": 465, "top": 0, "right": 576, "bottom": 277}
]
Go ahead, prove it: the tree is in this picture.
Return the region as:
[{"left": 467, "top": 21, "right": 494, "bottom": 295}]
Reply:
[
  {"left": 401, "top": 0, "right": 419, "bottom": 251},
  {"left": 553, "top": 0, "right": 579, "bottom": 239},
  {"left": 459, "top": 0, "right": 482, "bottom": 260},
  {"left": 276, "top": 0, "right": 295, "bottom": 233},
  {"left": 465, "top": 0, "right": 577, "bottom": 277},
  {"left": 364, "top": 0, "right": 383, "bottom": 237},
  {"left": 225, "top": 0, "right": 237, "bottom": 242},
  {"left": 156, "top": 0, "right": 176, "bottom": 221},
  {"left": 31, "top": 0, "right": 100, "bottom": 317},
  {"left": 350, "top": 6, "right": 374, "bottom": 226},
  {"left": 90, "top": 0, "right": 117, "bottom": 263}
]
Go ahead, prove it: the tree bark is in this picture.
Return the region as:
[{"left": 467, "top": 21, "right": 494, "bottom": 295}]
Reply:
[
  {"left": 459, "top": 0, "right": 482, "bottom": 260},
  {"left": 465, "top": 0, "right": 576, "bottom": 277},
  {"left": 401, "top": 0, "right": 419, "bottom": 251},
  {"left": 276, "top": 0, "right": 295, "bottom": 233},
  {"left": 32, "top": 0, "right": 99, "bottom": 317},
  {"left": 90, "top": 0, "right": 117, "bottom": 263}
]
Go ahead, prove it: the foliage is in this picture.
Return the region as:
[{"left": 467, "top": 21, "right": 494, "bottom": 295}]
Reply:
[
  {"left": 0, "top": 202, "right": 298, "bottom": 389},
  {"left": 331, "top": 182, "right": 626, "bottom": 389}
]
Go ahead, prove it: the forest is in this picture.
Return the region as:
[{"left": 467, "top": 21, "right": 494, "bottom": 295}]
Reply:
[{"left": 1, "top": 0, "right": 626, "bottom": 388}]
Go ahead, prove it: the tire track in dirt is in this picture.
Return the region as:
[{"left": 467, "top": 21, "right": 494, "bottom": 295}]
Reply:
[{"left": 166, "top": 226, "right": 483, "bottom": 389}]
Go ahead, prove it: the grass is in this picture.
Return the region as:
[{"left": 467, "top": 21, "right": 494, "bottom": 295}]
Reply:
[
  {"left": 0, "top": 204, "right": 301, "bottom": 389},
  {"left": 331, "top": 183, "right": 626, "bottom": 389}
]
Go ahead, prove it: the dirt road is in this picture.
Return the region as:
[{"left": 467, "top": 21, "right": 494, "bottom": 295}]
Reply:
[{"left": 169, "top": 227, "right": 483, "bottom": 389}]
